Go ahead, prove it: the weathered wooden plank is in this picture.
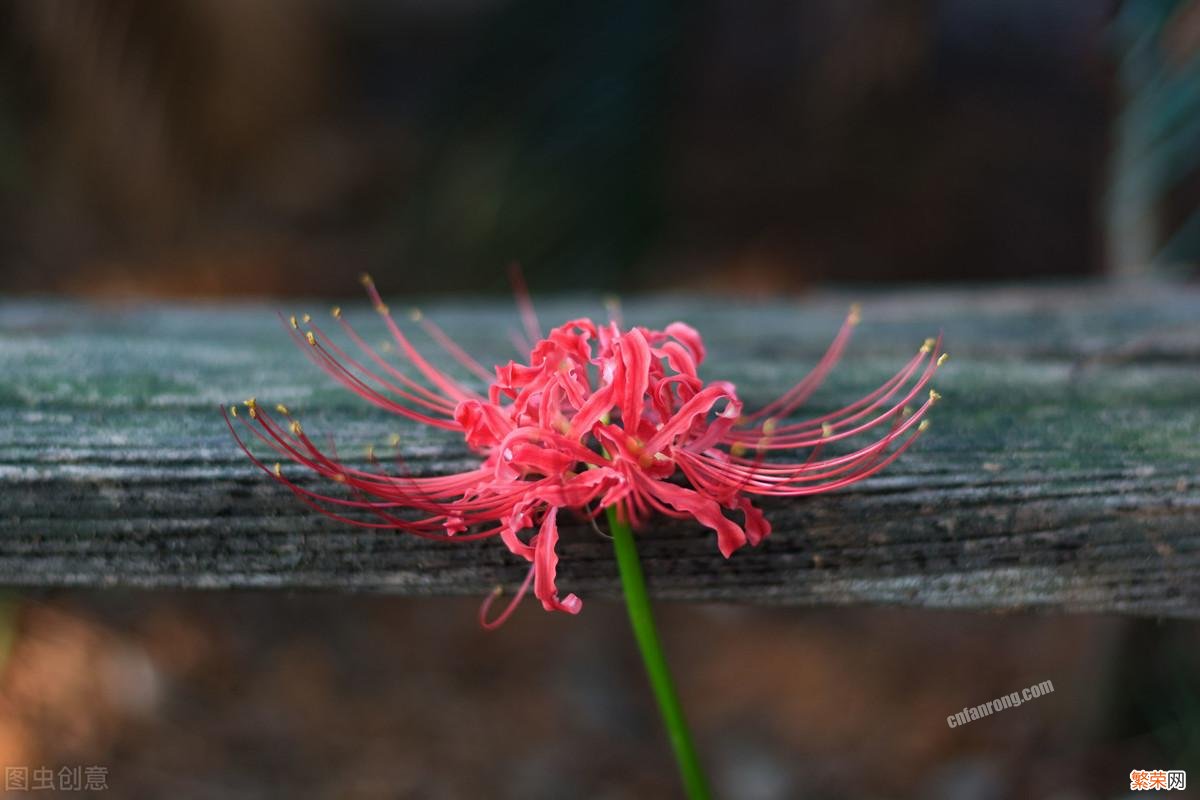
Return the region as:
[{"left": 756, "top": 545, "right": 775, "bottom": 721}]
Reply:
[{"left": 1, "top": 283, "right": 1198, "bottom": 617}]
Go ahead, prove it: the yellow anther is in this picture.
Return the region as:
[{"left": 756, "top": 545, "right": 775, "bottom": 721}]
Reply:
[
  {"left": 244, "top": 397, "right": 257, "bottom": 408},
  {"left": 389, "top": 433, "right": 401, "bottom": 447},
  {"left": 365, "top": 444, "right": 375, "bottom": 461},
  {"left": 331, "top": 306, "right": 342, "bottom": 319},
  {"left": 821, "top": 422, "right": 833, "bottom": 438},
  {"left": 848, "top": 303, "right": 862, "bottom": 326},
  {"left": 918, "top": 419, "right": 931, "bottom": 432},
  {"left": 332, "top": 473, "right": 347, "bottom": 483},
  {"left": 375, "top": 303, "right": 389, "bottom": 315},
  {"left": 901, "top": 405, "right": 913, "bottom": 418},
  {"left": 937, "top": 353, "right": 950, "bottom": 366},
  {"left": 730, "top": 442, "right": 748, "bottom": 457},
  {"left": 273, "top": 462, "right": 282, "bottom": 477},
  {"left": 929, "top": 389, "right": 942, "bottom": 402},
  {"left": 230, "top": 405, "right": 238, "bottom": 417},
  {"left": 305, "top": 331, "right": 317, "bottom": 346},
  {"left": 762, "top": 418, "right": 778, "bottom": 436},
  {"left": 920, "top": 337, "right": 936, "bottom": 354},
  {"left": 290, "top": 420, "right": 304, "bottom": 436},
  {"left": 248, "top": 405, "right": 258, "bottom": 419},
  {"left": 275, "top": 404, "right": 289, "bottom": 415},
  {"left": 359, "top": 272, "right": 374, "bottom": 286},
  {"left": 409, "top": 308, "right": 423, "bottom": 322},
  {"left": 302, "top": 313, "right": 311, "bottom": 324},
  {"left": 289, "top": 315, "right": 298, "bottom": 329}
]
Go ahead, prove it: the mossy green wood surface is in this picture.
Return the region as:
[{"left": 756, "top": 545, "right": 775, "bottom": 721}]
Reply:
[{"left": 1, "top": 283, "right": 1198, "bottom": 616}]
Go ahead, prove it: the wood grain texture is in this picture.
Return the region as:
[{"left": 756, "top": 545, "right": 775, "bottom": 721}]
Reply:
[{"left": 1, "top": 283, "right": 1198, "bottom": 617}]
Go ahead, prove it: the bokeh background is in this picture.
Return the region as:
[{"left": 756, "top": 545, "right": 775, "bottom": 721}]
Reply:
[
  {"left": 1, "top": 1, "right": 1199, "bottom": 798},
  {"left": 0, "top": 0, "right": 1197, "bottom": 299}
]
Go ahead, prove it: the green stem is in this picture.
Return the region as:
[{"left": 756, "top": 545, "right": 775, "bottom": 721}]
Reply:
[{"left": 606, "top": 505, "right": 711, "bottom": 800}]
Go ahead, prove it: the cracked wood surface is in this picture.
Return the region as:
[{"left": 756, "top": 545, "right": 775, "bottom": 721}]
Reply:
[{"left": 1, "top": 283, "right": 1198, "bottom": 617}]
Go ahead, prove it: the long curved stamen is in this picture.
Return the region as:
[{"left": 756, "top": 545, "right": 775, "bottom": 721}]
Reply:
[
  {"left": 509, "top": 262, "right": 542, "bottom": 346},
  {"left": 743, "top": 305, "right": 860, "bottom": 422},
  {"left": 724, "top": 346, "right": 923, "bottom": 443},
  {"left": 223, "top": 407, "right": 509, "bottom": 538},
  {"left": 724, "top": 343, "right": 942, "bottom": 451},
  {"left": 411, "top": 309, "right": 495, "bottom": 383},
  {"left": 679, "top": 404, "right": 932, "bottom": 496},
  {"left": 728, "top": 334, "right": 942, "bottom": 447},
  {"left": 480, "top": 565, "right": 537, "bottom": 630},
  {"left": 319, "top": 315, "right": 461, "bottom": 412},
  {"left": 360, "top": 274, "right": 478, "bottom": 403},
  {"left": 298, "top": 331, "right": 462, "bottom": 428}
]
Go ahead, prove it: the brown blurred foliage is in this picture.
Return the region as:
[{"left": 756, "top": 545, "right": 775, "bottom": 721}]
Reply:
[{"left": 0, "top": 1, "right": 1116, "bottom": 297}]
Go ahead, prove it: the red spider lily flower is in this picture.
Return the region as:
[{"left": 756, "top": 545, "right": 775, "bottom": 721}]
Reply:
[{"left": 224, "top": 276, "right": 946, "bottom": 626}]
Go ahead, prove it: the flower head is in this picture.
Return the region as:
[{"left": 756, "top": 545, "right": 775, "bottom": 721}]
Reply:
[{"left": 225, "top": 277, "right": 945, "bottom": 625}]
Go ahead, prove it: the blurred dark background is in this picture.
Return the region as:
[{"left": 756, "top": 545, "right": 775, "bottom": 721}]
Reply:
[
  {"left": 1, "top": 592, "right": 1198, "bottom": 799},
  {"left": 1, "top": 0, "right": 1196, "bottom": 298},
  {"left": 2, "top": 2, "right": 1200, "bottom": 799}
]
